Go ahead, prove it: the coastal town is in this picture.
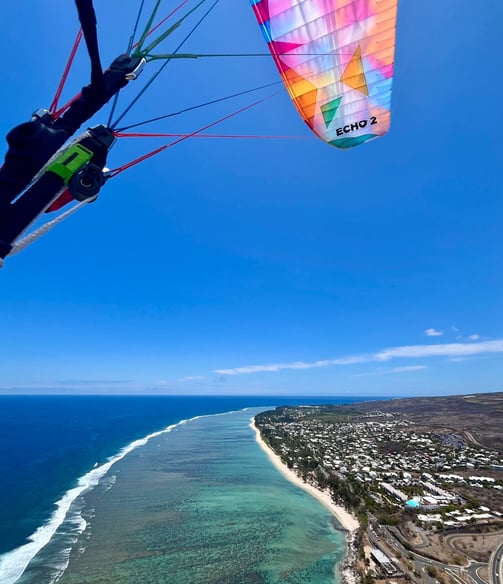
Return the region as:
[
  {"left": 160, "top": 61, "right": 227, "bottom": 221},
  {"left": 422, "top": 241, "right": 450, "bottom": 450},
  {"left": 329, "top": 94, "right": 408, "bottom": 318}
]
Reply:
[{"left": 253, "top": 394, "right": 503, "bottom": 584}]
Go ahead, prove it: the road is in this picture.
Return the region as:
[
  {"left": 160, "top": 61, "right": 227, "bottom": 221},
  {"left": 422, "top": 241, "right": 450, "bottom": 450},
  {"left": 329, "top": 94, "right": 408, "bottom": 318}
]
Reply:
[
  {"left": 369, "top": 523, "right": 492, "bottom": 584},
  {"left": 489, "top": 540, "right": 503, "bottom": 584},
  {"left": 408, "top": 522, "right": 430, "bottom": 548},
  {"left": 465, "top": 560, "right": 491, "bottom": 584}
]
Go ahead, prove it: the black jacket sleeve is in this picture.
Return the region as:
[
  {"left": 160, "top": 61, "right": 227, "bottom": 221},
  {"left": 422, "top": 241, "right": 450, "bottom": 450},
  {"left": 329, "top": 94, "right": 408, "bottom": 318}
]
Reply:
[{"left": 0, "top": 55, "right": 141, "bottom": 209}]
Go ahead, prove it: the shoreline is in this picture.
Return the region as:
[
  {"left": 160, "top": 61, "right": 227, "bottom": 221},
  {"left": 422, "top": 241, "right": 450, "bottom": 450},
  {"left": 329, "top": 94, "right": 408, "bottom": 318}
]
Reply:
[{"left": 250, "top": 417, "right": 359, "bottom": 533}]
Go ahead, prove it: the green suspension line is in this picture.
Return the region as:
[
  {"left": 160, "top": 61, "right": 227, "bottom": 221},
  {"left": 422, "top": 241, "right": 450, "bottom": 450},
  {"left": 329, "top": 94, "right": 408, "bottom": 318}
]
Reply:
[
  {"left": 132, "top": 0, "right": 209, "bottom": 60},
  {"left": 134, "top": 0, "right": 162, "bottom": 55}
]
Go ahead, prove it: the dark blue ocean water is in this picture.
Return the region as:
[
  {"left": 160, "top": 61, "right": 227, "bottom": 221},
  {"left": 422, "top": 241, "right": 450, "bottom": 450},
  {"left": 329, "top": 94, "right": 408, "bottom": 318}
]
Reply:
[{"left": 0, "top": 395, "right": 381, "bottom": 578}]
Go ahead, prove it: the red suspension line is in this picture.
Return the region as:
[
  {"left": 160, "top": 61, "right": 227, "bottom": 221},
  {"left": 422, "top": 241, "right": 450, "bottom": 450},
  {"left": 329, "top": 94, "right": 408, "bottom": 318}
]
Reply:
[
  {"left": 108, "top": 144, "right": 169, "bottom": 176},
  {"left": 53, "top": 91, "right": 83, "bottom": 120},
  {"left": 50, "top": 29, "right": 83, "bottom": 116},
  {"left": 53, "top": 0, "right": 191, "bottom": 120},
  {"left": 114, "top": 131, "right": 308, "bottom": 140},
  {"left": 109, "top": 94, "right": 274, "bottom": 177}
]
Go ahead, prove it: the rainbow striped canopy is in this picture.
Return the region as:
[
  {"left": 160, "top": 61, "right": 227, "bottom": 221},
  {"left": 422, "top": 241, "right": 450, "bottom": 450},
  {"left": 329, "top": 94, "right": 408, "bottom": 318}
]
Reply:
[{"left": 250, "top": 0, "right": 398, "bottom": 149}]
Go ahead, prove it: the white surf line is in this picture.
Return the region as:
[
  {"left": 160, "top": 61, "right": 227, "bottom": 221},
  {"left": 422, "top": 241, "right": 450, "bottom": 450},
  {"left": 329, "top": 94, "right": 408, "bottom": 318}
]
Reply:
[
  {"left": 0, "top": 414, "right": 199, "bottom": 584},
  {"left": 0, "top": 406, "right": 257, "bottom": 584}
]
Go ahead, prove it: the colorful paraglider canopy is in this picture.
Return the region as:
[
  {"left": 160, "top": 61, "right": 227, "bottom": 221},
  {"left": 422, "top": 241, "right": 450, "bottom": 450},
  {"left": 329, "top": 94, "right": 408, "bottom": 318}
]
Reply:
[{"left": 250, "top": 0, "right": 398, "bottom": 149}]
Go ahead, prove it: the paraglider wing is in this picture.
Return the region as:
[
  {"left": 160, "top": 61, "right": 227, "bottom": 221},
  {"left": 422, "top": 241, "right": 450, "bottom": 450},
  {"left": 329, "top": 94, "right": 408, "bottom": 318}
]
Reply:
[{"left": 250, "top": 0, "right": 398, "bottom": 149}]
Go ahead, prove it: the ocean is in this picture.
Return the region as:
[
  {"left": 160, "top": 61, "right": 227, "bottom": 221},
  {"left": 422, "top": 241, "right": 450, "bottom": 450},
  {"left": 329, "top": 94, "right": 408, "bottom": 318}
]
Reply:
[{"left": 0, "top": 395, "right": 378, "bottom": 583}]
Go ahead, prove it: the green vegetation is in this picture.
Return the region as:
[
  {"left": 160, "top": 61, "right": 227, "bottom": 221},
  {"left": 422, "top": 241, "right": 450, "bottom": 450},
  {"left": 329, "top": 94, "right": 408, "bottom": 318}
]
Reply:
[{"left": 255, "top": 399, "right": 503, "bottom": 583}]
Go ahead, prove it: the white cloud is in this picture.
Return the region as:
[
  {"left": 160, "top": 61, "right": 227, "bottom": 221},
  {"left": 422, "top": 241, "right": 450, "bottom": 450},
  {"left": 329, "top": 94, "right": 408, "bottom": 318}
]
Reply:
[
  {"left": 354, "top": 365, "right": 428, "bottom": 377},
  {"left": 469, "top": 334, "right": 480, "bottom": 341},
  {"left": 177, "top": 375, "right": 207, "bottom": 382},
  {"left": 425, "top": 328, "right": 443, "bottom": 337},
  {"left": 0, "top": 380, "right": 143, "bottom": 393},
  {"left": 388, "top": 365, "right": 428, "bottom": 373},
  {"left": 214, "top": 356, "right": 368, "bottom": 376},
  {"left": 374, "top": 339, "right": 503, "bottom": 361},
  {"left": 215, "top": 361, "right": 321, "bottom": 376},
  {"left": 213, "top": 339, "right": 503, "bottom": 376}
]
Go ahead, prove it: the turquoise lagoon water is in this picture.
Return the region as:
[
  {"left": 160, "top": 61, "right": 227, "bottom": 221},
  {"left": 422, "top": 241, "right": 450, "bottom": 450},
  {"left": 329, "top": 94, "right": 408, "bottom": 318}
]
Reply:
[{"left": 24, "top": 408, "right": 347, "bottom": 583}]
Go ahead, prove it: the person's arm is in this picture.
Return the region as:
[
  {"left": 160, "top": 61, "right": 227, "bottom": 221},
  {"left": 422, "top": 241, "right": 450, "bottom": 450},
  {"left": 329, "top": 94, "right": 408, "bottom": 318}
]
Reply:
[
  {"left": 54, "top": 55, "right": 144, "bottom": 136},
  {"left": 0, "top": 55, "right": 143, "bottom": 209}
]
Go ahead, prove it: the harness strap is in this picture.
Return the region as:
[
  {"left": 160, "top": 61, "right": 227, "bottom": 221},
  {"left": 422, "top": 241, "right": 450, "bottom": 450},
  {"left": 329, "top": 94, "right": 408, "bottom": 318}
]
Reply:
[
  {"left": 0, "top": 126, "right": 114, "bottom": 259},
  {"left": 74, "top": 0, "right": 104, "bottom": 87},
  {"left": 10, "top": 198, "right": 96, "bottom": 257}
]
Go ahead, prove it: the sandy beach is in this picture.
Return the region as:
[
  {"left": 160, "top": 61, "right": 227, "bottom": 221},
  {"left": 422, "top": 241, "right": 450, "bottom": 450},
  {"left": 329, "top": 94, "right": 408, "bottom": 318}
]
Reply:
[{"left": 250, "top": 418, "right": 359, "bottom": 533}]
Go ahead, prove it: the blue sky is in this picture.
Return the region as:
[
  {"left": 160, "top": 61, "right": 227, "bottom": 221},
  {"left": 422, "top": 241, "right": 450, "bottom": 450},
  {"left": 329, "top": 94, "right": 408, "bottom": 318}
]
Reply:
[{"left": 1, "top": 0, "right": 502, "bottom": 396}]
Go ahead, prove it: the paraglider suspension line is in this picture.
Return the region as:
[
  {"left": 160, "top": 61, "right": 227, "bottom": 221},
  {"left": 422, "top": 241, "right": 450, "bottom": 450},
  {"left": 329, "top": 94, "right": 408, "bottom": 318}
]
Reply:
[
  {"left": 107, "top": 0, "right": 148, "bottom": 127},
  {"left": 111, "top": 0, "right": 221, "bottom": 129},
  {"left": 115, "top": 80, "right": 282, "bottom": 132},
  {"left": 131, "top": 0, "right": 191, "bottom": 52},
  {"left": 50, "top": 29, "right": 83, "bottom": 115},
  {"left": 109, "top": 93, "right": 273, "bottom": 177},
  {"left": 128, "top": 0, "right": 147, "bottom": 54}
]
